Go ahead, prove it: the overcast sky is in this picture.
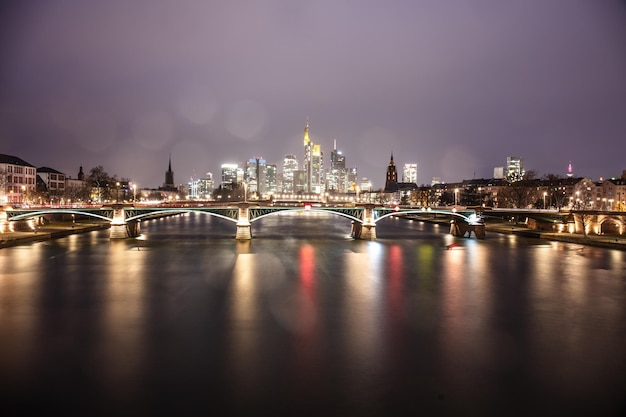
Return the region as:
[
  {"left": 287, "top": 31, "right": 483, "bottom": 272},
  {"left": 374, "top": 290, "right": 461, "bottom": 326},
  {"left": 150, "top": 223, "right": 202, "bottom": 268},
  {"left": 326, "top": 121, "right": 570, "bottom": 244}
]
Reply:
[{"left": 2, "top": 0, "right": 626, "bottom": 189}]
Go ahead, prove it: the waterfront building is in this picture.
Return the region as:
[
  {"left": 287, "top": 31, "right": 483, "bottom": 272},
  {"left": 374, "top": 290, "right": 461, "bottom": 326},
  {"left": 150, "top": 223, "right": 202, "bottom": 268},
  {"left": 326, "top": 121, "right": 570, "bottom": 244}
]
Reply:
[
  {"left": 36, "top": 166, "right": 66, "bottom": 203},
  {"left": 0, "top": 153, "right": 37, "bottom": 204},
  {"left": 37, "top": 167, "right": 66, "bottom": 195}
]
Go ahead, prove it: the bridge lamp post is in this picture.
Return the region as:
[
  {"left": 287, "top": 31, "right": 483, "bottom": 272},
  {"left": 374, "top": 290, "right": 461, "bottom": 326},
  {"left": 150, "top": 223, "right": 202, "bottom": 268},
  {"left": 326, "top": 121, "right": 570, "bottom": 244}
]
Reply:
[
  {"left": 454, "top": 188, "right": 458, "bottom": 206},
  {"left": 116, "top": 182, "right": 120, "bottom": 203},
  {"left": 543, "top": 192, "right": 547, "bottom": 209}
]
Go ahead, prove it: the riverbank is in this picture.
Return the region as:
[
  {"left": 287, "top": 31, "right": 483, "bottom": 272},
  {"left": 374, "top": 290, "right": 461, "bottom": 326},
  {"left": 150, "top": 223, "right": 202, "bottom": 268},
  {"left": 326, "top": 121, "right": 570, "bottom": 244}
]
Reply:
[
  {"left": 0, "top": 222, "right": 110, "bottom": 249},
  {"left": 484, "top": 222, "right": 626, "bottom": 250},
  {"left": 407, "top": 215, "right": 626, "bottom": 251}
]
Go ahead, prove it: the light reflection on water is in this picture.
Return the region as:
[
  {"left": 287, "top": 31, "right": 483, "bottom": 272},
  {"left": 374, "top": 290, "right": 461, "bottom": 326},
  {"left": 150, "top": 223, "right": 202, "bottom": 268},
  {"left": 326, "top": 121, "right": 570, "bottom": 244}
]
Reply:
[{"left": 0, "top": 213, "right": 625, "bottom": 416}]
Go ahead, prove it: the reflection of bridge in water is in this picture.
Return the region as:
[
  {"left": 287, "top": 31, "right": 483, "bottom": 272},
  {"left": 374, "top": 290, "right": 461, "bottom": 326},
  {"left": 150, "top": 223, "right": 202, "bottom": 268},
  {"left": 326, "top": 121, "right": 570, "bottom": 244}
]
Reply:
[{"left": 3, "top": 203, "right": 485, "bottom": 240}]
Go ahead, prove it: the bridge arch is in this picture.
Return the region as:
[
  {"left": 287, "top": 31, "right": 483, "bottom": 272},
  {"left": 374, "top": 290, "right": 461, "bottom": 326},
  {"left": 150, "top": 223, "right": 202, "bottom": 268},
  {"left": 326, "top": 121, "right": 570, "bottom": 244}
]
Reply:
[
  {"left": 7, "top": 209, "right": 114, "bottom": 223},
  {"left": 125, "top": 208, "right": 239, "bottom": 224},
  {"left": 598, "top": 216, "right": 623, "bottom": 235},
  {"left": 249, "top": 207, "right": 362, "bottom": 224},
  {"left": 374, "top": 209, "right": 474, "bottom": 224}
]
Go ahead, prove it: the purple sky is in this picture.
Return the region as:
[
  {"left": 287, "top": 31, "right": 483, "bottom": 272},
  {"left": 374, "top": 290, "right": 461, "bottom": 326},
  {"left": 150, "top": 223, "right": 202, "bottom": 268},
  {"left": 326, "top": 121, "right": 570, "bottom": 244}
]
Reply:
[{"left": 2, "top": 0, "right": 626, "bottom": 189}]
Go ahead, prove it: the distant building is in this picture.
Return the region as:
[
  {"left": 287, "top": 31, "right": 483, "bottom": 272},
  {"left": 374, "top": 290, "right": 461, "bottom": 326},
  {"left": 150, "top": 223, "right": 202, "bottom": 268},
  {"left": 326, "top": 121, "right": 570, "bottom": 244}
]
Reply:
[
  {"left": 384, "top": 153, "right": 417, "bottom": 200},
  {"left": 281, "top": 154, "right": 298, "bottom": 193},
  {"left": 327, "top": 139, "right": 348, "bottom": 193},
  {"left": 265, "top": 164, "right": 277, "bottom": 195},
  {"left": 506, "top": 157, "right": 524, "bottom": 182},
  {"left": 163, "top": 155, "right": 177, "bottom": 191},
  {"left": 403, "top": 163, "right": 417, "bottom": 184},
  {"left": 302, "top": 118, "right": 324, "bottom": 193},
  {"left": 221, "top": 163, "right": 242, "bottom": 190},
  {"left": 245, "top": 157, "right": 266, "bottom": 196},
  {"left": 493, "top": 167, "right": 504, "bottom": 179}
]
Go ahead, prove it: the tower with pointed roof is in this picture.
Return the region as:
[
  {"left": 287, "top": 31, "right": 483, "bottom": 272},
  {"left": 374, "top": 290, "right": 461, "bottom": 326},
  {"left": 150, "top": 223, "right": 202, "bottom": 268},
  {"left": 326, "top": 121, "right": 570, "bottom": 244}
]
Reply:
[
  {"left": 384, "top": 153, "right": 398, "bottom": 192},
  {"left": 164, "top": 154, "right": 175, "bottom": 189}
]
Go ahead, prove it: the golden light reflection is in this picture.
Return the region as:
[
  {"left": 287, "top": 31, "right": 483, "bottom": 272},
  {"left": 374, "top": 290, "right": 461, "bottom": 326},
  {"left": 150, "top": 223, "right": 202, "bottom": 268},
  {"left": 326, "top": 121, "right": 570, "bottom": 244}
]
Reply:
[
  {"left": 0, "top": 246, "right": 43, "bottom": 378},
  {"left": 99, "top": 241, "right": 147, "bottom": 386},
  {"left": 342, "top": 246, "right": 384, "bottom": 366}
]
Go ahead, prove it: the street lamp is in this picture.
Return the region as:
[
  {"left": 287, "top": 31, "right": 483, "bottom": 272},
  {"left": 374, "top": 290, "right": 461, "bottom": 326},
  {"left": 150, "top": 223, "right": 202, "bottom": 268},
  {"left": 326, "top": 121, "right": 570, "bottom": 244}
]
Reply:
[
  {"left": 132, "top": 183, "right": 137, "bottom": 202},
  {"left": 454, "top": 188, "right": 458, "bottom": 206},
  {"left": 543, "top": 191, "right": 547, "bottom": 209},
  {"left": 116, "top": 182, "right": 120, "bottom": 203}
]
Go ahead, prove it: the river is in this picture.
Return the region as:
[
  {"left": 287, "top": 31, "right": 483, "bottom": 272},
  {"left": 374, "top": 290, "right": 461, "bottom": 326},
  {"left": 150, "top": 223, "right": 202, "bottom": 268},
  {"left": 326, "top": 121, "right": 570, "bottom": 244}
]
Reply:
[{"left": 1, "top": 212, "right": 625, "bottom": 416}]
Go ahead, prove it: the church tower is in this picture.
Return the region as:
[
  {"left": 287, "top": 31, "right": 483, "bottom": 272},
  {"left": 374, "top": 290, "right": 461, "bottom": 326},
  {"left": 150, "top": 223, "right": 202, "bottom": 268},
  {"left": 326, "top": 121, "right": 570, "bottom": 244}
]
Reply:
[
  {"left": 384, "top": 153, "right": 398, "bottom": 192},
  {"left": 165, "top": 154, "right": 175, "bottom": 189}
]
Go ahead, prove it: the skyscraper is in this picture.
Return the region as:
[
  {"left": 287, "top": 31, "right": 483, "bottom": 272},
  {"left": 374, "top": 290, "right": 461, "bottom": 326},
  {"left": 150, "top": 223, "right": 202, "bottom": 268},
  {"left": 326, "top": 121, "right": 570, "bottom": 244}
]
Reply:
[
  {"left": 281, "top": 154, "right": 298, "bottom": 193},
  {"left": 303, "top": 118, "right": 313, "bottom": 193},
  {"left": 327, "top": 139, "right": 347, "bottom": 192},
  {"left": 245, "top": 157, "right": 266, "bottom": 196},
  {"left": 221, "top": 163, "right": 240, "bottom": 189},
  {"left": 506, "top": 157, "right": 524, "bottom": 182},
  {"left": 403, "top": 163, "right": 417, "bottom": 184},
  {"left": 265, "top": 164, "right": 277, "bottom": 195}
]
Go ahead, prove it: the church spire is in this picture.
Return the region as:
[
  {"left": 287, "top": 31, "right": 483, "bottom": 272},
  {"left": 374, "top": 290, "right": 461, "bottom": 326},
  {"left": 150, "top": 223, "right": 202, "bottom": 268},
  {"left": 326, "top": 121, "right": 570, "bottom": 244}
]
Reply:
[{"left": 165, "top": 154, "right": 174, "bottom": 188}]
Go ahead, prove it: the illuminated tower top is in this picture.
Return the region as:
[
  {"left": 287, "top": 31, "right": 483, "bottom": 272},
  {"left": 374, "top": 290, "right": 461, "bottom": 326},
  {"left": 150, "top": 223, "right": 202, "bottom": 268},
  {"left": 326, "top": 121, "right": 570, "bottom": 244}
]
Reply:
[
  {"left": 304, "top": 117, "right": 311, "bottom": 146},
  {"left": 567, "top": 161, "right": 573, "bottom": 177}
]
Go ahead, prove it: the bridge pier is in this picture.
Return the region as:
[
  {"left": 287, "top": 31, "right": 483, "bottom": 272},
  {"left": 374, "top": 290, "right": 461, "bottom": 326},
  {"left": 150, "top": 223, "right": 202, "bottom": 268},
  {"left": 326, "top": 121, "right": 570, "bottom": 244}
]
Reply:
[
  {"left": 450, "top": 221, "right": 485, "bottom": 239},
  {"left": 108, "top": 205, "right": 128, "bottom": 239},
  {"left": 235, "top": 203, "right": 252, "bottom": 240},
  {"left": 358, "top": 205, "right": 377, "bottom": 240}
]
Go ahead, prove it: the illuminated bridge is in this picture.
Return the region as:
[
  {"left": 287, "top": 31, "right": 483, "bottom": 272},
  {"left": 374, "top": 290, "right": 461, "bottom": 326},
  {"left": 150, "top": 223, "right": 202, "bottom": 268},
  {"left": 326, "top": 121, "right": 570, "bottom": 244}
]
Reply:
[{"left": 3, "top": 203, "right": 483, "bottom": 241}]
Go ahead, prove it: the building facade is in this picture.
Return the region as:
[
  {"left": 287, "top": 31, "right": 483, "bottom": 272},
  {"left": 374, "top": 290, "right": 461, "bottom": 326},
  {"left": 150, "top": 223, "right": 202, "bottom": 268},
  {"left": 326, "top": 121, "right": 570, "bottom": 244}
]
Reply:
[{"left": 0, "top": 154, "right": 37, "bottom": 204}]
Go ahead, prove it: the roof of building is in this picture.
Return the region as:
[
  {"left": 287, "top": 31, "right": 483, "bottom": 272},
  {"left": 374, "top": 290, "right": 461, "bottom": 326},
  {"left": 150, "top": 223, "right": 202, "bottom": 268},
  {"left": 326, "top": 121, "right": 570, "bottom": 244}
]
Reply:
[
  {"left": 37, "top": 166, "right": 65, "bottom": 175},
  {"left": 0, "top": 153, "right": 35, "bottom": 167}
]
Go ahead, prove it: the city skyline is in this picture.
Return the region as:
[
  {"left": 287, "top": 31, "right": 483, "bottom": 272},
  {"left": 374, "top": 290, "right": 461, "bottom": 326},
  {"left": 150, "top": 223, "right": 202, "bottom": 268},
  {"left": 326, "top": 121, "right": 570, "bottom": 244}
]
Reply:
[{"left": 1, "top": 1, "right": 626, "bottom": 189}]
